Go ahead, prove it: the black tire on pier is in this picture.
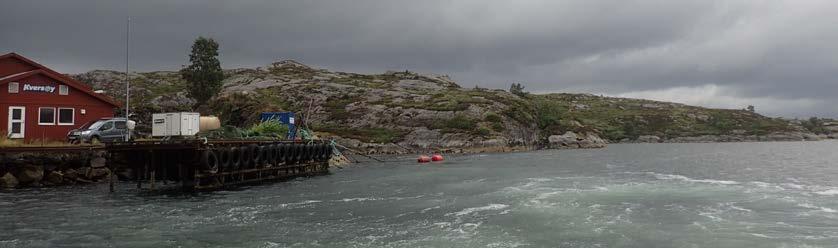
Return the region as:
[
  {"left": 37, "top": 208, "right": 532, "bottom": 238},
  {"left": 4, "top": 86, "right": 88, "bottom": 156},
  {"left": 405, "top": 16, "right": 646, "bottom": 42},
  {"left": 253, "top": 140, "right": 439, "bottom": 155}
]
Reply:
[
  {"left": 272, "top": 144, "right": 282, "bottom": 166},
  {"left": 306, "top": 144, "right": 317, "bottom": 161},
  {"left": 250, "top": 144, "right": 262, "bottom": 168},
  {"left": 218, "top": 147, "right": 232, "bottom": 172},
  {"left": 293, "top": 144, "right": 304, "bottom": 163},
  {"left": 239, "top": 145, "right": 252, "bottom": 169},
  {"left": 201, "top": 150, "right": 220, "bottom": 174},
  {"left": 275, "top": 143, "right": 286, "bottom": 164},
  {"left": 283, "top": 143, "right": 294, "bottom": 164},
  {"left": 301, "top": 144, "right": 311, "bottom": 162},
  {"left": 263, "top": 145, "right": 275, "bottom": 168},
  {"left": 311, "top": 144, "right": 323, "bottom": 161},
  {"left": 229, "top": 146, "right": 241, "bottom": 170},
  {"left": 319, "top": 144, "right": 328, "bottom": 161},
  {"left": 322, "top": 144, "right": 332, "bottom": 161}
]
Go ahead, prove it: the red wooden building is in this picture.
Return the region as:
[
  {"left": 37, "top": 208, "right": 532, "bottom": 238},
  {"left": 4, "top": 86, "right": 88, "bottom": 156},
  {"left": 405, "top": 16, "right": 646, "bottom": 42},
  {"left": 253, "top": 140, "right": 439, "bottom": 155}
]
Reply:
[{"left": 0, "top": 53, "right": 120, "bottom": 143}]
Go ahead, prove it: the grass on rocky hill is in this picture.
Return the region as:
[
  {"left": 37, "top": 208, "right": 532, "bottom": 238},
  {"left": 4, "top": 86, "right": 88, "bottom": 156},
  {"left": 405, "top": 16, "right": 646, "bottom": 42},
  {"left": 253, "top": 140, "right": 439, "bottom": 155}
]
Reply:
[{"left": 76, "top": 64, "right": 802, "bottom": 144}]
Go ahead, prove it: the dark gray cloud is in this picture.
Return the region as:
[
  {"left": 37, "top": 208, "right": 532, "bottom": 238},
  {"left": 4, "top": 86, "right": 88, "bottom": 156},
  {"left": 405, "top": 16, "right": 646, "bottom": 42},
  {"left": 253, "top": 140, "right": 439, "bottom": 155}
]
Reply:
[{"left": 1, "top": 0, "right": 836, "bottom": 117}]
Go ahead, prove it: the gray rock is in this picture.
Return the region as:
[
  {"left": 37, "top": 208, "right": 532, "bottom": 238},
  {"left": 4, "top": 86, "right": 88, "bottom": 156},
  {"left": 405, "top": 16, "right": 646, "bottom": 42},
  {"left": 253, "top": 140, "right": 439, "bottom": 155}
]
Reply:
[
  {"left": 90, "top": 157, "right": 107, "bottom": 168},
  {"left": 548, "top": 132, "right": 578, "bottom": 146},
  {"left": 636, "top": 135, "right": 662, "bottom": 143},
  {"left": 44, "top": 171, "right": 64, "bottom": 186},
  {"left": 641, "top": 103, "right": 663, "bottom": 109},
  {"left": 15, "top": 165, "right": 44, "bottom": 185},
  {"left": 63, "top": 168, "right": 79, "bottom": 182},
  {"left": 89, "top": 168, "right": 111, "bottom": 181},
  {"left": 548, "top": 131, "right": 607, "bottom": 149},
  {"left": 0, "top": 173, "right": 19, "bottom": 188},
  {"left": 573, "top": 104, "right": 589, "bottom": 110},
  {"left": 77, "top": 167, "right": 92, "bottom": 179}
]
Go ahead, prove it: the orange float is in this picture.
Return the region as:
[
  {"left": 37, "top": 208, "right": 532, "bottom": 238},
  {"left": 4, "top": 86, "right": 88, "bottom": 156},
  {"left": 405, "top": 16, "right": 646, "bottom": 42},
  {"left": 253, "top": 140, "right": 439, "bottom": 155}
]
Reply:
[
  {"left": 431, "top": 154, "right": 444, "bottom": 161},
  {"left": 417, "top": 155, "right": 431, "bottom": 163}
]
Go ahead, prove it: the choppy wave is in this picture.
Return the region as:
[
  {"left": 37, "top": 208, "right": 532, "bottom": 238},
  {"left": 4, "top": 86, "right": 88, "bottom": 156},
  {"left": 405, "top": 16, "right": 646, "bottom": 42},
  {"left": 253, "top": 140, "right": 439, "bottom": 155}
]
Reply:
[
  {"left": 648, "top": 172, "right": 740, "bottom": 185},
  {"left": 815, "top": 189, "right": 838, "bottom": 196},
  {"left": 447, "top": 204, "right": 509, "bottom": 216},
  {"left": 798, "top": 203, "right": 838, "bottom": 213}
]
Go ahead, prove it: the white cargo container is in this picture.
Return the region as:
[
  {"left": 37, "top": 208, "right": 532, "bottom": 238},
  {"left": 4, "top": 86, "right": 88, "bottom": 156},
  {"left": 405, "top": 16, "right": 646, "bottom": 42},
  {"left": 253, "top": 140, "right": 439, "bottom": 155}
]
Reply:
[{"left": 152, "top": 112, "right": 200, "bottom": 137}]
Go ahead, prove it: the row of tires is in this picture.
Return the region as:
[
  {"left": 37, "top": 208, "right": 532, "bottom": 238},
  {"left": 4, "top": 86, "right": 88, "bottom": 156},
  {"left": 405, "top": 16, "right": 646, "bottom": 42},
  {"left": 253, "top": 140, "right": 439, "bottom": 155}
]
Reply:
[{"left": 201, "top": 143, "right": 333, "bottom": 174}]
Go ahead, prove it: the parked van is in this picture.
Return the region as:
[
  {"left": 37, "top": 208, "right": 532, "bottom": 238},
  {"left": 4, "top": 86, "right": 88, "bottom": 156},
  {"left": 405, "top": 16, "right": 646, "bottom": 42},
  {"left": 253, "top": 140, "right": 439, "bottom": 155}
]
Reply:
[{"left": 67, "top": 117, "right": 134, "bottom": 143}]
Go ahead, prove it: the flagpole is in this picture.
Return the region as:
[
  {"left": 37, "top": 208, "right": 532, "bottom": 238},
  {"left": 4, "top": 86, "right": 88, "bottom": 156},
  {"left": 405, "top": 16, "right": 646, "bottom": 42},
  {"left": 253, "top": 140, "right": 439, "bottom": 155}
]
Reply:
[{"left": 125, "top": 17, "right": 131, "bottom": 141}]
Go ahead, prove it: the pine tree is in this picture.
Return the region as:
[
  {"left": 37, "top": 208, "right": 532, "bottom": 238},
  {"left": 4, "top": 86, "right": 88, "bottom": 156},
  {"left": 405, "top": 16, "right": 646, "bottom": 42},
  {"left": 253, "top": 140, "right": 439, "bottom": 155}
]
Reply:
[
  {"left": 510, "top": 82, "right": 528, "bottom": 97},
  {"left": 181, "top": 37, "right": 224, "bottom": 107}
]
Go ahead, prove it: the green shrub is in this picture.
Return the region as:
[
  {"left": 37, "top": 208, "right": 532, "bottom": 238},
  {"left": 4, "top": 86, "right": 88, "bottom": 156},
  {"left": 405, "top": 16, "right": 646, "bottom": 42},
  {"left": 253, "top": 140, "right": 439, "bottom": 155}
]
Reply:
[
  {"left": 440, "top": 115, "right": 477, "bottom": 130},
  {"left": 533, "top": 98, "right": 566, "bottom": 130},
  {"left": 197, "top": 126, "right": 248, "bottom": 139},
  {"left": 476, "top": 127, "right": 492, "bottom": 137},
  {"left": 490, "top": 122, "right": 504, "bottom": 132},
  {"left": 248, "top": 120, "right": 290, "bottom": 137},
  {"left": 484, "top": 112, "right": 502, "bottom": 123}
]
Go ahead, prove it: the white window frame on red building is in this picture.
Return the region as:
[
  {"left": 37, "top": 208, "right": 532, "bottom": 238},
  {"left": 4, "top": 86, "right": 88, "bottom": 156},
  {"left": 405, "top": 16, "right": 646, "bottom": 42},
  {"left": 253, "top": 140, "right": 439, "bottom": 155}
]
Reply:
[
  {"left": 58, "top": 107, "right": 74, "bottom": 125},
  {"left": 7, "top": 106, "right": 25, "bottom": 138},
  {"left": 38, "top": 107, "right": 56, "bottom": 125},
  {"left": 8, "top": 82, "right": 19, "bottom": 93}
]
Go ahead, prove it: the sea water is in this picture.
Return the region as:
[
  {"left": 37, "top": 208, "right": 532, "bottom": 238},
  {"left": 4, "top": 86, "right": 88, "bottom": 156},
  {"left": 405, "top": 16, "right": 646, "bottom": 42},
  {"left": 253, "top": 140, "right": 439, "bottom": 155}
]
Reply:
[{"left": 2, "top": 141, "right": 838, "bottom": 247}]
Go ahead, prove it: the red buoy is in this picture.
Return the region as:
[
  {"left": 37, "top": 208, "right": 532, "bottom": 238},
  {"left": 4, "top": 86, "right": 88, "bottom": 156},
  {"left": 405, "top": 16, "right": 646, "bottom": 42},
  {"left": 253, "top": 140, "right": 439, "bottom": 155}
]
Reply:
[
  {"left": 431, "top": 154, "right": 444, "bottom": 161},
  {"left": 417, "top": 155, "right": 431, "bottom": 163}
]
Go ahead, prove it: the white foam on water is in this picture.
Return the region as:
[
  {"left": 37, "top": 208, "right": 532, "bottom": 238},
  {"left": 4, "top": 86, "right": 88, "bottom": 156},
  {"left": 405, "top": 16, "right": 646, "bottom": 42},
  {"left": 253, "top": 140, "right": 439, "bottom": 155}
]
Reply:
[
  {"left": 648, "top": 172, "right": 739, "bottom": 185},
  {"left": 278, "top": 200, "right": 322, "bottom": 208},
  {"left": 432, "top": 222, "right": 451, "bottom": 228},
  {"left": 798, "top": 203, "right": 837, "bottom": 213},
  {"left": 750, "top": 233, "right": 773, "bottom": 238},
  {"left": 447, "top": 204, "right": 509, "bottom": 216},
  {"left": 750, "top": 181, "right": 785, "bottom": 190},
  {"left": 527, "top": 177, "right": 554, "bottom": 182},
  {"left": 421, "top": 206, "right": 441, "bottom": 213},
  {"left": 337, "top": 197, "right": 384, "bottom": 202},
  {"left": 263, "top": 241, "right": 282, "bottom": 248},
  {"left": 690, "top": 222, "right": 708, "bottom": 230},
  {"left": 814, "top": 189, "right": 838, "bottom": 196},
  {"left": 729, "top": 205, "right": 753, "bottom": 213},
  {"left": 487, "top": 241, "right": 529, "bottom": 248},
  {"left": 782, "top": 183, "right": 805, "bottom": 190}
]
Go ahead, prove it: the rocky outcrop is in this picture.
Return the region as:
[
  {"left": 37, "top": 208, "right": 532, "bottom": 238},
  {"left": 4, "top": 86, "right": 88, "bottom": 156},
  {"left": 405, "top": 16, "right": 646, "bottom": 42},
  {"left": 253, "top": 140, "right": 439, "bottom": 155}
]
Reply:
[
  {"left": 72, "top": 60, "right": 820, "bottom": 155},
  {"left": 619, "top": 131, "right": 823, "bottom": 143},
  {"left": 635, "top": 135, "right": 662, "bottom": 143},
  {"left": 548, "top": 131, "right": 607, "bottom": 149},
  {"left": 0, "top": 153, "right": 113, "bottom": 188}
]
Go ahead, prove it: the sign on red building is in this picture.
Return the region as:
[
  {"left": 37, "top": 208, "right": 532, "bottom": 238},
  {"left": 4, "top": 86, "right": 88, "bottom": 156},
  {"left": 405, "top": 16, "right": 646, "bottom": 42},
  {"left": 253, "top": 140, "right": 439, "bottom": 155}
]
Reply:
[{"left": 0, "top": 53, "right": 120, "bottom": 142}]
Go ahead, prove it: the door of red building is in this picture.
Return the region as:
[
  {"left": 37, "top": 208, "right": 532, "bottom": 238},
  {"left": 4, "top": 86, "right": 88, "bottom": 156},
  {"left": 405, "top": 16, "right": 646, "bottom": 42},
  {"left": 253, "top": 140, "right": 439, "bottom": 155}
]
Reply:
[{"left": 7, "top": 106, "right": 25, "bottom": 139}]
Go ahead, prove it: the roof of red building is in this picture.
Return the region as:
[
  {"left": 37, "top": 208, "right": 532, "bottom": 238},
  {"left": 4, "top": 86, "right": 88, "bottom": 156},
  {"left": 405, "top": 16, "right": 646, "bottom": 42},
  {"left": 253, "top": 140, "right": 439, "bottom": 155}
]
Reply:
[{"left": 0, "top": 53, "right": 121, "bottom": 107}]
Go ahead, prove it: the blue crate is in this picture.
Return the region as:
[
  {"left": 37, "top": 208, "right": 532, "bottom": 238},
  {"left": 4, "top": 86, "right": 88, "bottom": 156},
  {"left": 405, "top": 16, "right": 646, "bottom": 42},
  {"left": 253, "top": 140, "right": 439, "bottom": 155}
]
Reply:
[{"left": 259, "top": 112, "right": 296, "bottom": 139}]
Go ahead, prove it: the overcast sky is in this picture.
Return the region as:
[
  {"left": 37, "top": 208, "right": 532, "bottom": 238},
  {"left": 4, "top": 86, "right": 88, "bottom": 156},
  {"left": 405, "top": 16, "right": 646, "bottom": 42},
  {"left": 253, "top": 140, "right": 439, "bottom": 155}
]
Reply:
[{"left": 2, "top": 0, "right": 836, "bottom": 118}]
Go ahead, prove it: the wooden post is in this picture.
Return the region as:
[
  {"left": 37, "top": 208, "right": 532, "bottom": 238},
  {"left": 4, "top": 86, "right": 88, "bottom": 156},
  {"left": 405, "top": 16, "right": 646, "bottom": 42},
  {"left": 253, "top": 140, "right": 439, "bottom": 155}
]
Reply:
[
  {"left": 162, "top": 156, "right": 168, "bottom": 185},
  {"left": 179, "top": 162, "right": 187, "bottom": 191},
  {"left": 109, "top": 168, "right": 115, "bottom": 193},
  {"left": 150, "top": 170, "right": 156, "bottom": 190},
  {"left": 193, "top": 163, "right": 200, "bottom": 190},
  {"left": 150, "top": 151, "right": 157, "bottom": 190},
  {"left": 134, "top": 152, "right": 141, "bottom": 189}
]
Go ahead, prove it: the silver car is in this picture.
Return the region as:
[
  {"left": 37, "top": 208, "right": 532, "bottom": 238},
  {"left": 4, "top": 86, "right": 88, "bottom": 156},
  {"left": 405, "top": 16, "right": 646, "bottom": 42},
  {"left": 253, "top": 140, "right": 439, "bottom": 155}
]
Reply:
[{"left": 67, "top": 118, "right": 133, "bottom": 143}]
